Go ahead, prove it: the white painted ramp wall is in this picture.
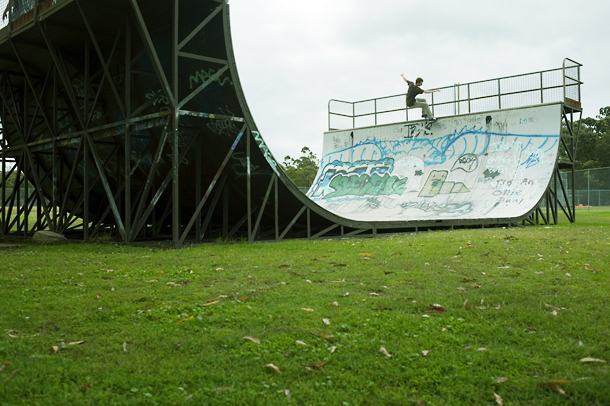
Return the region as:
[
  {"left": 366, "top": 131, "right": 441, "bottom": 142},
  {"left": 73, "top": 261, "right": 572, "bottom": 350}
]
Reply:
[{"left": 307, "top": 103, "right": 562, "bottom": 222}]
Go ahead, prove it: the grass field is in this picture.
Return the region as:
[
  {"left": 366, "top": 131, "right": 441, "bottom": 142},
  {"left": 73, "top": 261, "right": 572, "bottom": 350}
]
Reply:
[{"left": 0, "top": 208, "right": 609, "bottom": 405}]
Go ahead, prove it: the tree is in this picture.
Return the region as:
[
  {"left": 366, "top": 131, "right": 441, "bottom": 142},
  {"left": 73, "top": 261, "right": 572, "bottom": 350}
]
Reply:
[
  {"left": 573, "top": 107, "right": 610, "bottom": 169},
  {"left": 282, "top": 147, "right": 320, "bottom": 188}
]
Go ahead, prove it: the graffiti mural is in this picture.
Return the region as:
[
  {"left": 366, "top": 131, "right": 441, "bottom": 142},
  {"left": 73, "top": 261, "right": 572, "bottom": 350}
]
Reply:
[{"left": 307, "top": 104, "right": 562, "bottom": 222}]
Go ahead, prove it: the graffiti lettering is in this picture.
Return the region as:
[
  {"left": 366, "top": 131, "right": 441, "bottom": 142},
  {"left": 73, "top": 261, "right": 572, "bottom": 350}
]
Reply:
[
  {"left": 189, "top": 68, "right": 232, "bottom": 90},
  {"left": 252, "top": 131, "right": 280, "bottom": 176},
  {"left": 405, "top": 123, "right": 432, "bottom": 139},
  {"left": 485, "top": 165, "right": 525, "bottom": 178},
  {"left": 325, "top": 172, "right": 409, "bottom": 198},
  {"left": 146, "top": 89, "right": 170, "bottom": 106},
  {"left": 451, "top": 153, "right": 478, "bottom": 172},
  {"left": 492, "top": 189, "right": 522, "bottom": 197},
  {"left": 206, "top": 107, "right": 239, "bottom": 137},
  {"left": 399, "top": 201, "right": 473, "bottom": 216}
]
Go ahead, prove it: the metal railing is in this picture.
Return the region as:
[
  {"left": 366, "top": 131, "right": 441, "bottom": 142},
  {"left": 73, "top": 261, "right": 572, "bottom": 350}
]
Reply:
[{"left": 329, "top": 58, "right": 582, "bottom": 131}]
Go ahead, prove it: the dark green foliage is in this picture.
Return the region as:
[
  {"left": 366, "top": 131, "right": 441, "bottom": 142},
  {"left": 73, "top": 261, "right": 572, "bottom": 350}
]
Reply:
[
  {"left": 573, "top": 107, "right": 610, "bottom": 169},
  {"left": 282, "top": 147, "right": 320, "bottom": 188}
]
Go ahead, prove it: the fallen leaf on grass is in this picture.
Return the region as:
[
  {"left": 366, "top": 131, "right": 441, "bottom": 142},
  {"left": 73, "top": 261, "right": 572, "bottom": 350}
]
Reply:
[
  {"left": 379, "top": 347, "right": 392, "bottom": 358},
  {"left": 263, "top": 363, "right": 281, "bottom": 374},
  {"left": 215, "top": 387, "right": 232, "bottom": 393},
  {"left": 301, "top": 308, "right": 314, "bottom": 312},
  {"left": 318, "top": 330, "right": 334, "bottom": 339},
  {"left": 477, "top": 348, "right": 487, "bottom": 352},
  {"left": 242, "top": 336, "right": 261, "bottom": 345},
  {"left": 284, "top": 389, "right": 291, "bottom": 400},
  {"left": 295, "top": 340, "right": 309, "bottom": 346},
  {"left": 462, "top": 345, "right": 474, "bottom": 350},
  {"left": 7, "top": 330, "right": 39, "bottom": 339},
  {"left": 580, "top": 357, "right": 606, "bottom": 363},
  {"left": 69, "top": 341, "right": 85, "bottom": 346},
  {"left": 52, "top": 346, "right": 59, "bottom": 353},
  {"left": 495, "top": 303, "right": 502, "bottom": 310},
  {"left": 184, "top": 394, "right": 194, "bottom": 402},
  {"left": 77, "top": 382, "right": 91, "bottom": 393},
  {"left": 332, "top": 301, "right": 339, "bottom": 306},
  {"left": 493, "top": 392, "right": 503, "bottom": 405},
  {"left": 496, "top": 377, "right": 508, "bottom": 383},
  {"left": 322, "top": 318, "right": 330, "bottom": 325},
  {"left": 203, "top": 300, "right": 219, "bottom": 306},
  {"left": 538, "top": 382, "right": 569, "bottom": 398},
  {"left": 359, "top": 253, "right": 372, "bottom": 256},
  {"left": 424, "top": 307, "right": 446, "bottom": 313},
  {"left": 544, "top": 303, "right": 561, "bottom": 311},
  {"left": 422, "top": 350, "right": 429, "bottom": 357},
  {"left": 302, "top": 361, "right": 327, "bottom": 370},
  {"left": 329, "top": 346, "right": 337, "bottom": 353},
  {"left": 123, "top": 342, "right": 127, "bottom": 352}
]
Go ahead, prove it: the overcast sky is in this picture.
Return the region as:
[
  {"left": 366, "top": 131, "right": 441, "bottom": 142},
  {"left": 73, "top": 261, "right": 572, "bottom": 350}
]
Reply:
[{"left": 229, "top": 0, "right": 609, "bottom": 162}]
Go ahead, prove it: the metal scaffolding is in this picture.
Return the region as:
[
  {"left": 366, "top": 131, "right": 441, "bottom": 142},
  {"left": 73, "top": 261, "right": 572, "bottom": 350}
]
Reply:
[{"left": 0, "top": 0, "right": 583, "bottom": 246}]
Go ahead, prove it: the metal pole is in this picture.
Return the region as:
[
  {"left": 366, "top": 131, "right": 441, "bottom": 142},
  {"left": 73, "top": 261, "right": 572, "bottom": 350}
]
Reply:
[
  {"left": 374, "top": 99, "right": 377, "bottom": 126},
  {"left": 125, "top": 17, "right": 132, "bottom": 239},
  {"left": 83, "top": 38, "right": 90, "bottom": 241},
  {"left": 497, "top": 78, "right": 501, "bottom": 109},
  {"left": 247, "top": 129, "right": 252, "bottom": 242},
  {"left": 172, "top": 0, "right": 180, "bottom": 247},
  {"left": 587, "top": 169, "right": 591, "bottom": 212},
  {"left": 540, "top": 72, "right": 543, "bottom": 103}
]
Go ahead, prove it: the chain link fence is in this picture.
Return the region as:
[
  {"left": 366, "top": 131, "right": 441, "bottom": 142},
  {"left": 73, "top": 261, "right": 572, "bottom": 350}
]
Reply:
[{"left": 559, "top": 167, "right": 610, "bottom": 207}]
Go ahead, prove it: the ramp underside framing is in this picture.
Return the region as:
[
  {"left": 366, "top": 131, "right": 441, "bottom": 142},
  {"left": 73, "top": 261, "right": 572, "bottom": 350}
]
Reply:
[{"left": 0, "top": 0, "right": 581, "bottom": 246}]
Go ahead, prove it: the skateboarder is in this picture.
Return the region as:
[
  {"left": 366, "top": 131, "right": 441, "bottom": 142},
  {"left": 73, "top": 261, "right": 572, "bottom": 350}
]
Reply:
[{"left": 401, "top": 74, "right": 440, "bottom": 122}]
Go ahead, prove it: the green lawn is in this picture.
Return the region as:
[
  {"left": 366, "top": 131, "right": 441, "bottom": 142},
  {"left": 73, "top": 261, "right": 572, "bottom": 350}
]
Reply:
[{"left": 1, "top": 209, "right": 609, "bottom": 405}]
